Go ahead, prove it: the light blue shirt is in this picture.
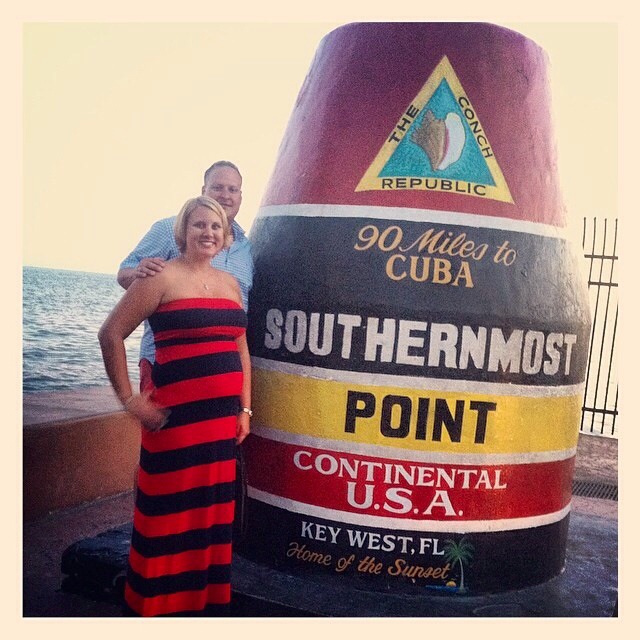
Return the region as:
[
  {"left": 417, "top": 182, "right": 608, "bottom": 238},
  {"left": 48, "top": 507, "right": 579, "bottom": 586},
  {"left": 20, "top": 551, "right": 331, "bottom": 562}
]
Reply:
[{"left": 119, "top": 216, "right": 253, "bottom": 363}]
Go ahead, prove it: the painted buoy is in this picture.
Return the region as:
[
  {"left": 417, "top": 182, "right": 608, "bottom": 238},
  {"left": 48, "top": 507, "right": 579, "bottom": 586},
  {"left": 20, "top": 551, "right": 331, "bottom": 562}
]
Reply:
[{"left": 240, "top": 22, "right": 591, "bottom": 594}]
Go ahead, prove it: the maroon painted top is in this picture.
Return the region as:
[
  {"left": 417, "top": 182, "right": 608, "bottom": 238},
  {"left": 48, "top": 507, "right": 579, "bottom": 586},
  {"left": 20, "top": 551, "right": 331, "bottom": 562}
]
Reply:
[{"left": 261, "top": 22, "right": 565, "bottom": 227}]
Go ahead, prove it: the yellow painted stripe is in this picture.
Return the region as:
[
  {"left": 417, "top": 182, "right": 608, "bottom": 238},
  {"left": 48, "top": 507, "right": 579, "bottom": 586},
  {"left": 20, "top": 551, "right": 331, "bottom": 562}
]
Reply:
[
  {"left": 252, "top": 356, "right": 582, "bottom": 398},
  {"left": 252, "top": 368, "right": 581, "bottom": 454},
  {"left": 251, "top": 425, "right": 575, "bottom": 466}
]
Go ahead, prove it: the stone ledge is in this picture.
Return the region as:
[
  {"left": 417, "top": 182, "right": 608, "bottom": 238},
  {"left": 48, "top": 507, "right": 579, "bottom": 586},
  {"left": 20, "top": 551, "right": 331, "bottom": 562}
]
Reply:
[
  {"left": 23, "top": 386, "right": 123, "bottom": 427},
  {"left": 23, "top": 411, "right": 140, "bottom": 520}
]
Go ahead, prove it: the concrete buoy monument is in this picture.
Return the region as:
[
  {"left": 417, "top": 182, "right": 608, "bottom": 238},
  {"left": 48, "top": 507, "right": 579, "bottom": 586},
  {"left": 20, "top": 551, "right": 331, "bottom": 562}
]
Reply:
[{"left": 240, "top": 22, "right": 591, "bottom": 594}]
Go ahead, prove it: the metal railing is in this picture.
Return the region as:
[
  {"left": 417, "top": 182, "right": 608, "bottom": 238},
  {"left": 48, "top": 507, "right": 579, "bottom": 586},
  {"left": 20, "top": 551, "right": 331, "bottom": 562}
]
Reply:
[{"left": 581, "top": 217, "right": 618, "bottom": 437}]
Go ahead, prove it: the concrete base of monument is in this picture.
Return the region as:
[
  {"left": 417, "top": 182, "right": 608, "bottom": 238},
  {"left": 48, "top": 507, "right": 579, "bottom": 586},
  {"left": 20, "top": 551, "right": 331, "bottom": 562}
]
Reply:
[{"left": 57, "top": 510, "right": 616, "bottom": 617}]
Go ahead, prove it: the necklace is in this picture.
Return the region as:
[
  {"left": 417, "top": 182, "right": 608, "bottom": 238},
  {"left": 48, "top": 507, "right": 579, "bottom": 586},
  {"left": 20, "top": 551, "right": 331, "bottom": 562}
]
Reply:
[
  {"left": 180, "top": 258, "right": 215, "bottom": 291},
  {"left": 201, "top": 274, "right": 216, "bottom": 290}
]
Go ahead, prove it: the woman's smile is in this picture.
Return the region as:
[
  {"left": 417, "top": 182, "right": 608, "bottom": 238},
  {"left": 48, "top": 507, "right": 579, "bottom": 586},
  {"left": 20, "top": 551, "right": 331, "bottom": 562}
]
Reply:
[{"left": 185, "top": 205, "right": 226, "bottom": 255}]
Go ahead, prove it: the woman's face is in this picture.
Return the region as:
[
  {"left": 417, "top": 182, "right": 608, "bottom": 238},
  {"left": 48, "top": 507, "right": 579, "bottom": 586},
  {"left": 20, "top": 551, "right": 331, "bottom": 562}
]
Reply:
[{"left": 184, "top": 205, "right": 225, "bottom": 258}]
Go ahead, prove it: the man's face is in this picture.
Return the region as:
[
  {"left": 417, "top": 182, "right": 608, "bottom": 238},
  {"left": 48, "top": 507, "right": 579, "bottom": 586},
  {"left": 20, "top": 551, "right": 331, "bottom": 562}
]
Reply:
[{"left": 202, "top": 167, "right": 243, "bottom": 222}]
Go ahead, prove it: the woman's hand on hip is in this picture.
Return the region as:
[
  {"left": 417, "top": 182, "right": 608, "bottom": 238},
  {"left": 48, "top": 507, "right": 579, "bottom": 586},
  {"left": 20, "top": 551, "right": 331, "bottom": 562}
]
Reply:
[{"left": 124, "top": 392, "right": 170, "bottom": 432}]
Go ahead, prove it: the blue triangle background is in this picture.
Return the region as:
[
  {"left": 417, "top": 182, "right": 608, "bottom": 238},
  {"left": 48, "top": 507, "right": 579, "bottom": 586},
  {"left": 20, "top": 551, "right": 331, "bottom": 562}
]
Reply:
[{"left": 379, "top": 80, "right": 495, "bottom": 186}]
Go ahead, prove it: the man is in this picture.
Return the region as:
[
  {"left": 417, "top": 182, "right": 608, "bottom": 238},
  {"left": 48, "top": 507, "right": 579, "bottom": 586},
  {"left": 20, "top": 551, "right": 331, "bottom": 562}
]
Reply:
[{"left": 118, "top": 160, "right": 253, "bottom": 391}]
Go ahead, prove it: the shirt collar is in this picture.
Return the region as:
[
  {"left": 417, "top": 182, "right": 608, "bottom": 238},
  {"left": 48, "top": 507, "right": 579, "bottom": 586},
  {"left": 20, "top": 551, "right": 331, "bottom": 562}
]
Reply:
[{"left": 231, "top": 219, "right": 247, "bottom": 241}]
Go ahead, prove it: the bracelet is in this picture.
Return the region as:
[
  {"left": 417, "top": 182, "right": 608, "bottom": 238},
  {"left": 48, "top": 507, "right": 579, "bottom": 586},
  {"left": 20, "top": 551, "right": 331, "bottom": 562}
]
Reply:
[{"left": 240, "top": 407, "right": 253, "bottom": 418}]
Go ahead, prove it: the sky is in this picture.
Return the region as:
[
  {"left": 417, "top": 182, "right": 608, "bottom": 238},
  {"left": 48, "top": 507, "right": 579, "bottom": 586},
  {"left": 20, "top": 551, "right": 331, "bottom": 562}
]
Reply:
[{"left": 23, "top": 21, "right": 617, "bottom": 274}]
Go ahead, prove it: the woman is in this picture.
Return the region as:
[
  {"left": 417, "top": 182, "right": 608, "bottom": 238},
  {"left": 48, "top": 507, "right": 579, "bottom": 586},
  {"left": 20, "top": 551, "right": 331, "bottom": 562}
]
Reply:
[{"left": 99, "top": 195, "right": 251, "bottom": 616}]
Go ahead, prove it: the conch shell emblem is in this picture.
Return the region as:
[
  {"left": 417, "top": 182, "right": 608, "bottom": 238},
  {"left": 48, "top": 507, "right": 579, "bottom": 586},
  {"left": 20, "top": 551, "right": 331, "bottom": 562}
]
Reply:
[{"left": 412, "top": 110, "right": 466, "bottom": 171}]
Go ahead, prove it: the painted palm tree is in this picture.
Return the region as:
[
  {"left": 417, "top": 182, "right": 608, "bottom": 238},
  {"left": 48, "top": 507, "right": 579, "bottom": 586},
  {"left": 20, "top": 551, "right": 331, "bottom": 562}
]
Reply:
[{"left": 443, "top": 538, "right": 474, "bottom": 593}]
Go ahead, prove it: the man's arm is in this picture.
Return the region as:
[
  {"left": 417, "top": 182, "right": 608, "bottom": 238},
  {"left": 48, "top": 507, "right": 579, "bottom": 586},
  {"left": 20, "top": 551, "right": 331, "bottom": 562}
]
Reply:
[
  {"left": 117, "top": 258, "right": 167, "bottom": 289},
  {"left": 117, "top": 218, "right": 176, "bottom": 290}
]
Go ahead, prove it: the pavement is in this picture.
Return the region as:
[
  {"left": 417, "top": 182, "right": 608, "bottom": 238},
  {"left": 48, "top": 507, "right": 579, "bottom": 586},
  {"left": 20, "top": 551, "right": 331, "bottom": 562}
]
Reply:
[{"left": 22, "top": 432, "right": 618, "bottom": 618}]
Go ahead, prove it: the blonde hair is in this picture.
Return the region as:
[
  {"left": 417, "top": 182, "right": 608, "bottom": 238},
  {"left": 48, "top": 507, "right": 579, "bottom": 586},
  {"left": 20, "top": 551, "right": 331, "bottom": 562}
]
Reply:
[{"left": 173, "top": 196, "right": 232, "bottom": 253}]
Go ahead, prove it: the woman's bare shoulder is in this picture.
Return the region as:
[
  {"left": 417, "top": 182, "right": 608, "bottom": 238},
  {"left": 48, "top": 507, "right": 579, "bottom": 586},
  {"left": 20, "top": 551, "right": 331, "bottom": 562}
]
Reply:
[
  {"left": 214, "top": 268, "right": 242, "bottom": 302},
  {"left": 128, "top": 260, "right": 177, "bottom": 299},
  {"left": 160, "top": 258, "right": 184, "bottom": 278}
]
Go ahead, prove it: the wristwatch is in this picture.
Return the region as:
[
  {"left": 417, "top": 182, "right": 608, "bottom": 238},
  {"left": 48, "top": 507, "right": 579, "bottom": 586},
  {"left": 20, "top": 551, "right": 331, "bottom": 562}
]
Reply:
[{"left": 240, "top": 407, "right": 253, "bottom": 418}]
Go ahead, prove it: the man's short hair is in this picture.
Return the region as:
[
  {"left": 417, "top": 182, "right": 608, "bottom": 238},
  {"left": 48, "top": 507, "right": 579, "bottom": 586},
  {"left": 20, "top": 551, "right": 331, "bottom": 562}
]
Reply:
[{"left": 204, "top": 161, "right": 242, "bottom": 185}]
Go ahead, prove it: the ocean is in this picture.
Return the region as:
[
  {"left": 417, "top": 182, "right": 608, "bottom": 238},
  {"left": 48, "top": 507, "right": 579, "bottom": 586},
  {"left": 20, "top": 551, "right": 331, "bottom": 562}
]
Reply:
[{"left": 23, "top": 266, "right": 143, "bottom": 392}]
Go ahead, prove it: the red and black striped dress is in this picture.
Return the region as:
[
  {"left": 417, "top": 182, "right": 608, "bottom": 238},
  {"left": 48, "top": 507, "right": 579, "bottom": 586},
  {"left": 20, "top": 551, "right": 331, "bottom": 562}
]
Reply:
[{"left": 124, "top": 298, "right": 247, "bottom": 617}]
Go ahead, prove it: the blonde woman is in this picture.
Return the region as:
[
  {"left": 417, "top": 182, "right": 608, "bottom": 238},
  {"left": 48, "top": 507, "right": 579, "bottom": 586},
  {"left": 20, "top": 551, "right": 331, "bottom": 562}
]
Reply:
[{"left": 99, "top": 195, "right": 251, "bottom": 616}]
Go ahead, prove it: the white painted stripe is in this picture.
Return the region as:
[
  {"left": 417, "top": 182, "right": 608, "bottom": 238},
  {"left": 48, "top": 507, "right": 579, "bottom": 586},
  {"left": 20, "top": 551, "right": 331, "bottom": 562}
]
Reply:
[
  {"left": 251, "top": 424, "right": 577, "bottom": 465},
  {"left": 251, "top": 356, "right": 584, "bottom": 399},
  {"left": 256, "top": 203, "right": 566, "bottom": 239},
  {"left": 246, "top": 487, "right": 571, "bottom": 533}
]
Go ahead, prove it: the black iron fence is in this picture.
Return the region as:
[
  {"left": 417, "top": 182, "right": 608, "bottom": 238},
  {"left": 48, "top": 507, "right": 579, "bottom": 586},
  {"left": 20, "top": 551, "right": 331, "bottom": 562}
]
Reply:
[{"left": 581, "top": 217, "right": 618, "bottom": 437}]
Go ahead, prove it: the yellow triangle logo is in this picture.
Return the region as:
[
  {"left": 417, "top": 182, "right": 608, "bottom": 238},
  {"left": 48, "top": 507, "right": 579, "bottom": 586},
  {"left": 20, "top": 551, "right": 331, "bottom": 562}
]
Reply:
[{"left": 356, "top": 56, "right": 513, "bottom": 204}]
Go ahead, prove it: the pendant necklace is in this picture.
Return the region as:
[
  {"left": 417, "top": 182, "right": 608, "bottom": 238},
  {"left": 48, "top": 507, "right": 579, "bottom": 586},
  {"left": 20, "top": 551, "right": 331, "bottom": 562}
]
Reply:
[
  {"left": 201, "top": 273, "right": 214, "bottom": 290},
  {"left": 182, "top": 259, "right": 213, "bottom": 291}
]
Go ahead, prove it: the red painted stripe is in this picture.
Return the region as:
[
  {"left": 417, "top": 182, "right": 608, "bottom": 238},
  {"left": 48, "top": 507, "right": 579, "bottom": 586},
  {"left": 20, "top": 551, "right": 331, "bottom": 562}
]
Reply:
[
  {"left": 152, "top": 371, "right": 243, "bottom": 406},
  {"left": 155, "top": 340, "right": 237, "bottom": 364},
  {"left": 244, "top": 435, "right": 574, "bottom": 522},
  {"left": 128, "top": 543, "right": 232, "bottom": 578},
  {"left": 133, "top": 501, "right": 235, "bottom": 538},
  {"left": 141, "top": 417, "right": 237, "bottom": 453},
  {"left": 125, "top": 581, "right": 231, "bottom": 616},
  {"left": 137, "top": 458, "right": 236, "bottom": 495},
  {"left": 156, "top": 298, "right": 241, "bottom": 312}
]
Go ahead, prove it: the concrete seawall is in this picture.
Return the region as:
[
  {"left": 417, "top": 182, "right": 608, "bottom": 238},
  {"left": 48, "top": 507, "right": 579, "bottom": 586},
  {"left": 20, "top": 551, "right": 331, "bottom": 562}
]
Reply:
[{"left": 23, "top": 387, "right": 140, "bottom": 520}]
